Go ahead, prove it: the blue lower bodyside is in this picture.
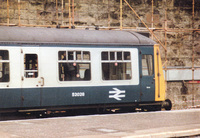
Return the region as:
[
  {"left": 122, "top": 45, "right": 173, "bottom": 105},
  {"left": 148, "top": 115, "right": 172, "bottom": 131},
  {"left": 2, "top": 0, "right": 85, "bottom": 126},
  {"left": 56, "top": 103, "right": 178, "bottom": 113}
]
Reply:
[{"left": 0, "top": 85, "right": 155, "bottom": 109}]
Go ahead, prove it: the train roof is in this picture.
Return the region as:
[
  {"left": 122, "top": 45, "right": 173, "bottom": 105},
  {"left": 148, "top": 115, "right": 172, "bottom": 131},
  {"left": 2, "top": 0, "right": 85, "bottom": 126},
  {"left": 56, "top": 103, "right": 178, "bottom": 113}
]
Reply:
[{"left": 0, "top": 26, "right": 156, "bottom": 46}]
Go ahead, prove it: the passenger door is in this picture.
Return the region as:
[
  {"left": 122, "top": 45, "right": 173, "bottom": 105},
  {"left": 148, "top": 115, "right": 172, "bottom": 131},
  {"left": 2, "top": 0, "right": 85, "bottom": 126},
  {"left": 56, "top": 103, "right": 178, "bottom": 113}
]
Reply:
[
  {"left": 21, "top": 47, "right": 43, "bottom": 107},
  {"left": 139, "top": 46, "right": 155, "bottom": 102}
]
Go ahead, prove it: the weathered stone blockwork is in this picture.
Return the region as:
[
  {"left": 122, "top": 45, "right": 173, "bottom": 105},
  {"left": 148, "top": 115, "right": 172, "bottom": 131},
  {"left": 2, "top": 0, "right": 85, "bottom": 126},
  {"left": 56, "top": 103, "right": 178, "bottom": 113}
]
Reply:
[{"left": 0, "top": 0, "right": 200, "bottom": 109}]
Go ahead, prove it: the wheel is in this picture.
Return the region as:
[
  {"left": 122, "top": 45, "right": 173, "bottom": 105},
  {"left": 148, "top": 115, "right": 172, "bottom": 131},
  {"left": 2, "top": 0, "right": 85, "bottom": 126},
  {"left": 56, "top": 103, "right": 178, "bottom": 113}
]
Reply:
[{"left": 164, "top": 99, "right": 172, "bottom": 110}]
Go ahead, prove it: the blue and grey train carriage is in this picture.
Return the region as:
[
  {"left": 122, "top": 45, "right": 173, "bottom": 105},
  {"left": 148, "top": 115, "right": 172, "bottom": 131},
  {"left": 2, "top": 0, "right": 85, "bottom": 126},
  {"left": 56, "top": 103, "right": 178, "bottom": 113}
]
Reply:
[{"left": 0, "top": 26, "right": 171, "bottom": 113}]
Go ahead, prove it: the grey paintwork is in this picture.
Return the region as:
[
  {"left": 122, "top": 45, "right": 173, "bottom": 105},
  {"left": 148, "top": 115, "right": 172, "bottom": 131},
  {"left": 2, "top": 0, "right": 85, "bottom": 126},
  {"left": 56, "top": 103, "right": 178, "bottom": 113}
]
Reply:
[{"left": 0, "top": 26, "right": 156, "bottom": 46}]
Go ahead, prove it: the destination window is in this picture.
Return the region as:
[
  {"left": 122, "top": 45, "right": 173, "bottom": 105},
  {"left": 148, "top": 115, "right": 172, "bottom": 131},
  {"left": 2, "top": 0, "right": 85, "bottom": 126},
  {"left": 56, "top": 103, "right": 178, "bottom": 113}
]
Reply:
[
  {"left": 24, "top": 54, "right": 38, "bottom": 78},
  {"left": 0, "top": 50, "right": 10, "bottom": 82},
  {"left": 58, "top": 51, "right": 91, "bottom": 81},
  {"left": 101, "top": 51, "right": 132, "bottom": 80},
  {"left": 142, "top": 55, "right": 153, "bottom": 76}
]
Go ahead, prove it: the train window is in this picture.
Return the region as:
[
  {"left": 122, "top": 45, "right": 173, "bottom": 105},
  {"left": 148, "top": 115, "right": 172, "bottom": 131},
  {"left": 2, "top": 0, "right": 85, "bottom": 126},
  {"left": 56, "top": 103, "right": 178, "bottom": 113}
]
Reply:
[
  {"left": 58, "top": 51, "right": 66, "bottom": 60},
  {"left": 24, "top": 54, "right": 38, "bottom": 78},
  {"left": 142, "top": 55, "right": 153, "bottom": 76},
  {"left": 101, "top": 52, "right": 108, "bottom": 60},
  {"left": 83, "top": 51, "right": 90, "bottom": 60},
  {"left": 110, "top": 52, "right": 115, "bottom": 60},
  {"left": 58, "top": 51, "right": 91, "bottom": 81},
  {"left": 117, "top": 52, "right": 122, "bottom": 60},
  {"left": 124, "top": 52, "right": 130, "bottom": 60},
  {"left": 76, "top": 51, "right": 82, "bottom": 60},
  {"left": 0, "top": 50, "right": 10, "bottom": 82},
  {"left": 68, "top": 51, "right": 74, "bottom": 60},
  {"left": 101, "top": 51, "right": 132, "bottom": 80}
]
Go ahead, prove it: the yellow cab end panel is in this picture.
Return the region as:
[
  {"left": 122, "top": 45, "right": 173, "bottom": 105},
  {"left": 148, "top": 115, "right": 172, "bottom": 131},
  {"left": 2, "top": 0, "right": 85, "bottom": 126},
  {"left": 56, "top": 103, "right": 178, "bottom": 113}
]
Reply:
[{"left": 154, "top": 44, "right": 166, "bottom": 101}]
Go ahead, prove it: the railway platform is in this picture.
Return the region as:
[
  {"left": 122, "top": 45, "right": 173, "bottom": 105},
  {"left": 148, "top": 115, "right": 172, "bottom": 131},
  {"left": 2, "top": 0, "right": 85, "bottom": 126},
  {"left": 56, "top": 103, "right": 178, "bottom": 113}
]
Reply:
[{"left": 0, "top": 109, "right": 200, "bottom": 138}]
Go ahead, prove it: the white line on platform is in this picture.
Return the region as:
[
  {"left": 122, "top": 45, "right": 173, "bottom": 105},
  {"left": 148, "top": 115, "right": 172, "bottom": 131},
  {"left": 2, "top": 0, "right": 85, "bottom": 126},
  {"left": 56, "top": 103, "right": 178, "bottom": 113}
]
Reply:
[{"left": 123, "top": 128, "right": 200, "bottom": 138}]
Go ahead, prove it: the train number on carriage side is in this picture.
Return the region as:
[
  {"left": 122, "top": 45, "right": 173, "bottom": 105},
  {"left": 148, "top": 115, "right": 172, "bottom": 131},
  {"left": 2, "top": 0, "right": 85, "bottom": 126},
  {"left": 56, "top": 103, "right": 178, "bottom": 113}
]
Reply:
[{"left": 72, "top": 92, "right": 85, "bottom": 97}]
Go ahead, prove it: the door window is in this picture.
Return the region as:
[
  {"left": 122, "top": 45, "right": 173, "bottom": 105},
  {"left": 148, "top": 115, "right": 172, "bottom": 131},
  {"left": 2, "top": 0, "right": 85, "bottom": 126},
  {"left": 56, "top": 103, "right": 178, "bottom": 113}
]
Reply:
[
  {"left": 142, "top": 55, "right": 153, "bottom": 76},
  {"left": 0, "top": 50, "right": 10, "bottom": 82},
  {"left": 24, "top": 54, "right": 38, "bottom": 78}
]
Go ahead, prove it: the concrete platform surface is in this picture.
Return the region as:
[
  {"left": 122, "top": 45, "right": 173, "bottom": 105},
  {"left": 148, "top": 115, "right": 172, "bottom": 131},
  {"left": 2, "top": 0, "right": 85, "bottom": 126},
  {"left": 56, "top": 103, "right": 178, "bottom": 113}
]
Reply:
[{"left": 0, "top": 109, "right": 200, "bottom": 138}]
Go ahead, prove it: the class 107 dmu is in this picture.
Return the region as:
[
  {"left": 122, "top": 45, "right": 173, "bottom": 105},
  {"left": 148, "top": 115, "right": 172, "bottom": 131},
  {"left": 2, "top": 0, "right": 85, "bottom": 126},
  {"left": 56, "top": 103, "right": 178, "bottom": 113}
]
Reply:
[{"left": 0, "top": 26, "right": 171, "bottom": 114}]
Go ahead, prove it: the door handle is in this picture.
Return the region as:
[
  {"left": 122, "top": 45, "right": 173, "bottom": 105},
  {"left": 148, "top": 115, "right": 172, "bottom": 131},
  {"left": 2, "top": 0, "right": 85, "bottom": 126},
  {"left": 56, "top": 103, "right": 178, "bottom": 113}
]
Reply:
[{"left": 41, "top": 77, "right": 44, "bottom": 86}]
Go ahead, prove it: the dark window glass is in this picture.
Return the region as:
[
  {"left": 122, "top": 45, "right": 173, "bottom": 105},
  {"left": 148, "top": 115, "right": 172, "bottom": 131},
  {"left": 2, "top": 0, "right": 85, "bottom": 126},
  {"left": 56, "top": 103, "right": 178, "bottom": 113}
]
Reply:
[
  {"left": 124, "top": 52, "right": 130, "bottom": 60},
  {"left": 101, "top": 52, "right": 108, "bottom": 60},
  {"left": 110, "top": 52, "right": 115, "bottom": 60},
  {"left": 101, "top": 51, "right": 132, "bottom": 80},
  {"left": 83, "top": 51, "right": 90, "bottom": 60},
  {"left": 142, "top": 55, "right": 153, "bottom": 76},
  {"left": 0, "top": 50, "right": 9, "bottom": 60},
  {"left": 24, "top": 54, "right": 38, "bottom": 78},
  {"left": 58, "top": 51, "right": 66, "bottom": 60},
  {"left": 59, "top": 51, "right": 91, "bottom": 81},
  {"left": 59, "top": 63, "right": 91, "bottom": 81},
  {"left": 76, "top": 51, "right": 81, "bottom": 60},
  {"left": 102, "top": 63, "right": 131, "bottom": 80},
  {"left": 0, "top": 50, "right": 10, "bottom": 82},
  {"left": 68, "top": 51, "right": 74, "bottom": 60},
  {"left": 117, "top": 52, "right": 122, "bottom": 60}
]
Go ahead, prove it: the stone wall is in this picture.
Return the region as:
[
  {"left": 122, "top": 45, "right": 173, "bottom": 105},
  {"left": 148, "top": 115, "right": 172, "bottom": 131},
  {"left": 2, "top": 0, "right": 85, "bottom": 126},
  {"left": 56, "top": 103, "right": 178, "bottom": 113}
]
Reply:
[{"left": 0, "top": 0, "right": 200, "bottom": 109}]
